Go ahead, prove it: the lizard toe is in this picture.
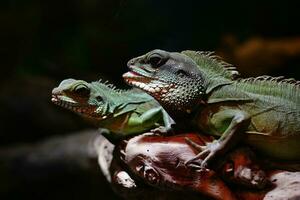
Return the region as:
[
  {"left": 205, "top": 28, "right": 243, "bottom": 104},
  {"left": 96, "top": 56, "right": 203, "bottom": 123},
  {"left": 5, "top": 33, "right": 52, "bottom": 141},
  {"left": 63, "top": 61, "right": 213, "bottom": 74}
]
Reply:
[{"left": 185, "top": 137, "right": 206, "bottom": 151}]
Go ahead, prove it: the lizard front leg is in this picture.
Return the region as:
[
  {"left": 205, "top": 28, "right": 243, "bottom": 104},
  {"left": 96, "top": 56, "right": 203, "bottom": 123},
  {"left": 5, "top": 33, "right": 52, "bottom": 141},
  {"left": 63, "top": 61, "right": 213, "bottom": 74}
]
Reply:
[
  {"left": 143, "top": 107, "right": 175, "bottom": 134},
  {"left": 156, "top": 107, "right": 176, "bottom": 133},
  {"left": 186, "top": 110, "right": 251, "bottom": 168},
  {"left": 127, "top": 107, "right": 175, "bottom": 134}
]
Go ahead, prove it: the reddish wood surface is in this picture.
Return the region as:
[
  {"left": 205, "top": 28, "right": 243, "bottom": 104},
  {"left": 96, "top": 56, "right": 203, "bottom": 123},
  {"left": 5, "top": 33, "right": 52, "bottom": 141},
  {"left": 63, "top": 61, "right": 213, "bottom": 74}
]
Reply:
[{"left": 115, "top": 133, "right": 269, "bottom": 200}]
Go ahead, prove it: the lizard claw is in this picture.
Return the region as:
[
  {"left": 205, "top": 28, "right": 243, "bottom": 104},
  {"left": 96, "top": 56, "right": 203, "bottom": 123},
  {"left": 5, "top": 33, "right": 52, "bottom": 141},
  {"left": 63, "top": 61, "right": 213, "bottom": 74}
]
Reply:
[
  {"left": 185, "top": 137, "right": 206, "bottom": 151},
  {"left": 186, "top": 162, "right": 203, "bottom": 170},
  {"left": 185, "top": 141, "right": 222, "bottom": 169},
  {"left": 150, "top": 126, "right": 173, "bottom": 135},
  {"left": 184, "top": 149, "right": 210, "bottom": 168}
]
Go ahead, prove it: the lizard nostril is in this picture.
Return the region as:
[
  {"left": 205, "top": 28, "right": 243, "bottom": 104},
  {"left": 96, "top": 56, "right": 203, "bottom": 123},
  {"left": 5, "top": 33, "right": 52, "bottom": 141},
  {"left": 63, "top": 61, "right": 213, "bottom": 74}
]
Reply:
[{"left": 127, "top": 59, "right": 135, "bottom": 67}]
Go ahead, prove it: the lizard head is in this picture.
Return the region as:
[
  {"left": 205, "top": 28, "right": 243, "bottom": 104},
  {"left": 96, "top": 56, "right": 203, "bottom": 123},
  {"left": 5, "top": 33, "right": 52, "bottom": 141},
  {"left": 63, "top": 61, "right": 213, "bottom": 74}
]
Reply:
[
  {"left": 123, "top": 49, "right": 206, "bottom": 114},
  {"left": 52, "top": 79, "right": 118, "bottom": 121}
]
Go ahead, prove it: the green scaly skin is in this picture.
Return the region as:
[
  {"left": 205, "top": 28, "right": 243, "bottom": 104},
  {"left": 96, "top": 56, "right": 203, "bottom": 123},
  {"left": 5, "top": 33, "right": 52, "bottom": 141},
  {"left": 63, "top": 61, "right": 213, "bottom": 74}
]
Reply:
[
  {"left": 52, "top": 78, "right": 174, "bottom": 142},
  {"left": 123, "top": 49, "right": 300, "bottom": 167}
]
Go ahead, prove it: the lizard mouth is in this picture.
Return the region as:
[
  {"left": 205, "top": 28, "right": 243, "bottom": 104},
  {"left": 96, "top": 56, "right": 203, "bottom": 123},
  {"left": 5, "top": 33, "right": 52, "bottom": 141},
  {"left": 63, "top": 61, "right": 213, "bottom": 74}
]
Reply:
[
  {"left": 123, "top": 67, "right": 175, "bottom": 98},
  {"left": 122, "top": 65, "right": 154, "bottom": 83},
  {"left": 51, "top": 94, "right": 108, "bottom": 120}
]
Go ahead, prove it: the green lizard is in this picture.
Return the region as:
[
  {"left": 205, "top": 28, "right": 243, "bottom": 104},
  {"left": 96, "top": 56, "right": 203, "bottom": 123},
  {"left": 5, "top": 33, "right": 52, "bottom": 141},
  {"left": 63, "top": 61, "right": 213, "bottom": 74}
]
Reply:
[
  {"left": 51, "top": 78, "right": 174, "bottom": 142},
  {"left": 123, "top": 49, "right": 300, "bottom": 167}
]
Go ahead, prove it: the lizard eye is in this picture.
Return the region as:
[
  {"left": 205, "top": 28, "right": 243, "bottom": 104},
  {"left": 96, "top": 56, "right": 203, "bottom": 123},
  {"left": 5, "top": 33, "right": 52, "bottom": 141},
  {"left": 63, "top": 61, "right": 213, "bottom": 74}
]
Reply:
[
  {"left": 74, "top": 84, "right": 90, "bottom": 97},
  {"left": 148, "top": 53, "right": 165, "bottom": 67}
]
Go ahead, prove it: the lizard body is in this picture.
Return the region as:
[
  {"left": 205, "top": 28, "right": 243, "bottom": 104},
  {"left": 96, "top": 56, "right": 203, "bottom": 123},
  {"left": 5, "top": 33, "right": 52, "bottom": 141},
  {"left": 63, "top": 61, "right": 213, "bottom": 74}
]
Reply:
[
  {"left": 123, "top": 49, "right": 300, "bottom": 166},
  {"left": 52, "top": 78, "right": 174, "bottom": 142}
]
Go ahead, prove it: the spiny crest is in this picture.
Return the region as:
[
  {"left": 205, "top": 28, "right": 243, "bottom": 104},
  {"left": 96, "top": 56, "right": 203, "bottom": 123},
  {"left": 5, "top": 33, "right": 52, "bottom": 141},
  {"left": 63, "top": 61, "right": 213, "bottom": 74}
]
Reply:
[
  {"left": 181, "top": 50, "right": 239, "bottom": 80},
  {"left": 238, "top": 75, "right": 300, "bottom": 87},
  {"left": 237, "top": 76, "right": 300, "bottom": 102},
  {"left": 94, "top": 79, "right": 123, "bottom": 93},
  {"left": 95, "top": 79, "right": 139, "bottom": 94}
]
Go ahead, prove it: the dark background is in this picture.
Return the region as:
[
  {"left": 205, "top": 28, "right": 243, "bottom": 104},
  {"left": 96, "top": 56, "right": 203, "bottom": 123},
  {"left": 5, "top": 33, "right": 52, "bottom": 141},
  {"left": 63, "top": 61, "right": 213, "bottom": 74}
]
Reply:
[{"left": 1, "top": 0, "right": 300, "bottom": 199}]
